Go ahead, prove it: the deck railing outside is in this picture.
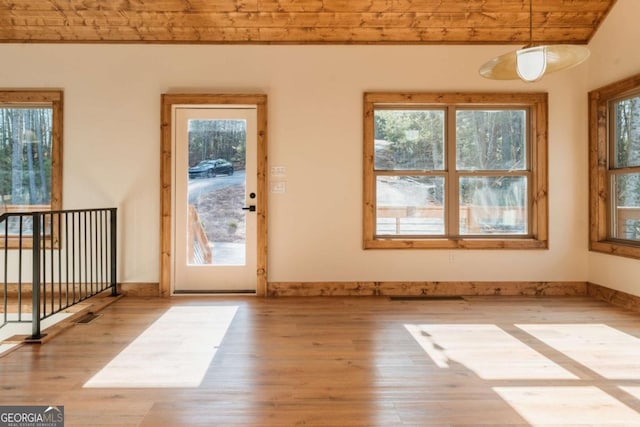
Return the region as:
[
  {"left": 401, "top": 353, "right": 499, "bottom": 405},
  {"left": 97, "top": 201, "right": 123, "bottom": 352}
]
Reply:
[
  {"left": 617, "top": 207, "right": 640, "bottom": 240},
  {"left": 188, "top": 204, "right": 212, "bottom": 265},
  {"left": 377, "top": 205, "right": 527, "bottom": 235},
  {"left": 378, "top": 205, "right": 640, "bottom": 239}
]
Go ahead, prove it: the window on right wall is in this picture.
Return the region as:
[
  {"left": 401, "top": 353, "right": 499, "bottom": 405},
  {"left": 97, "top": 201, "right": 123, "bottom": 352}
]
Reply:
[{"left": 589, "top": 73, "right": 640, "bottom": 259}]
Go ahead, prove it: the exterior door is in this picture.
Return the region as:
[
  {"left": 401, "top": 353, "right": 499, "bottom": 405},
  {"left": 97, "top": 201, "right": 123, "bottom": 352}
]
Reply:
[{"left": 173, "top": 106, "right": 257, "bottom": 293}]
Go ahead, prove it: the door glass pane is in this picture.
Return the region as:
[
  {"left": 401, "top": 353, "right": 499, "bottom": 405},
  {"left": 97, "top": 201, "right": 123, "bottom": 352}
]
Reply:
[
  {"left": 187, "top": 119, "right": 246, "bottom": 265},
  {"left": 456, "top": 110, "right": 526, "bottom": 171},
  {"left": 459, "top": 176, "right": 527, "bottom": 235},
  {"left": 376, "top": 175, "right": 445, "bottom": 235},
  {"left": 374, "top": 109, "right": 445, "bottom": 170},
  {"left": 612, "top": 173, "right": 640, "bottom": 241},
  {"left": 613, "top": 95, "right": 640, "bottom": 168}
]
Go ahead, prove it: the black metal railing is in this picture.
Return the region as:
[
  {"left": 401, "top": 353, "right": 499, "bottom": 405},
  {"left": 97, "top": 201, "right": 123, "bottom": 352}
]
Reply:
[{"left": 1, "top": 208, "right": 117, "bottom": 339}]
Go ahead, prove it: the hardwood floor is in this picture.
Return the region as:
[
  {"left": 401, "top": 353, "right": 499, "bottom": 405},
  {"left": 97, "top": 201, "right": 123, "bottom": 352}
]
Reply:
[{"left": 2, "top": 295, "right": 640, "bottom": 426}]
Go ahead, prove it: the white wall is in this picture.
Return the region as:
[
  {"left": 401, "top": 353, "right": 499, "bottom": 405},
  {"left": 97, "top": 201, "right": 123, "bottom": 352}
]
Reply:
[
  {"left": 587, "top": 0, "right": 640, "bottom": 296},
  {"left": 0, "top": 42, "right": 590, "bottom": 284}
]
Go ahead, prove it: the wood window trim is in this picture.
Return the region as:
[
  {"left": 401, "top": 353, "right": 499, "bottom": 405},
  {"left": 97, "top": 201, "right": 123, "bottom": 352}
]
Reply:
[
  {"left": 0, "top": 90, "right": 63, "bottom": 249},
  {"left": 589, "top": 73, "right": 640, "bottom": 259},
  {"left": 363, "top": 92, "right": 548, "bottom": 250}
]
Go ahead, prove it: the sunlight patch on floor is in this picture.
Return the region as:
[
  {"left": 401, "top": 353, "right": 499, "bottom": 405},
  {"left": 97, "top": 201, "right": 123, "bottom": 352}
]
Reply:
[
  {"left": 84, "top": 305, "right": 238, "bottom": 388},
  {"left": 405, "top": 324, "right": 576, "bottom": 380},
  {"left": 494, "top": 387, "right": 640, "bottom": 426},
  {"left": 517, "top": 324, "right": 640, "bottom": 380}
]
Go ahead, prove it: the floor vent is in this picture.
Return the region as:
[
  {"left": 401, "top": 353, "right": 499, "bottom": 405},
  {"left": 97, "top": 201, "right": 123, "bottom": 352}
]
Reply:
[
  {"left": 75, "top": 313, "right": 101, "bottom": 324},
  {"left": 389, "top": 296, "right": 465, "bottom": 301}
]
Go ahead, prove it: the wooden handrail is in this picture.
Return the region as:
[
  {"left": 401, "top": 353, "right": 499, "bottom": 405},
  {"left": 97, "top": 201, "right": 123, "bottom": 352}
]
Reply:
[{"left": 188, "top": 205, "right": 212, "bottom": 264}]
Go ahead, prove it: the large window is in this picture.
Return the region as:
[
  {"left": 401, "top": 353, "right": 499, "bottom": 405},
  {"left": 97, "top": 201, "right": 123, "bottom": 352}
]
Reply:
[
  {"left": 0, "top": 90, "right": 63, "bottom": 247},
  {"left": 590, "top": 74, "right": 640, "bottom": 259},
  {"left": 364, "top": 92, "right": 548, "bottom": 249}
]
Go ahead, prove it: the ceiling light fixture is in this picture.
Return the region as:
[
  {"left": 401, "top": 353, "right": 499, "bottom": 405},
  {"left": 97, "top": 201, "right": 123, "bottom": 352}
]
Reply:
[{"left": 479, "top": 0, "right": 590, "bottom": 82}]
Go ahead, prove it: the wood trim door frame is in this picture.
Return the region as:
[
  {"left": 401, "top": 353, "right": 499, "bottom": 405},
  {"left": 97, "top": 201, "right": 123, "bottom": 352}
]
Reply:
[{"left": 160, "top": 94, "right": 268, "bottom": 296}]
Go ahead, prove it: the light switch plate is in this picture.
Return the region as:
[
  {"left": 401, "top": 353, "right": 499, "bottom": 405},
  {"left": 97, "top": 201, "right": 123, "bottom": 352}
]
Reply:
[
  {"left": 270, "top": 166, "right": 286, "bottom": 177},
  {"left": 271, "top": 181, "right": 286, "bottom": 193}
]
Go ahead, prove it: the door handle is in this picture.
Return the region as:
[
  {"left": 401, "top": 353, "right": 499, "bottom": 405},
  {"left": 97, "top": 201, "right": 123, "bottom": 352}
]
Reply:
[{"left": 242, "top": 205, "right": 256, "bottom": 212}]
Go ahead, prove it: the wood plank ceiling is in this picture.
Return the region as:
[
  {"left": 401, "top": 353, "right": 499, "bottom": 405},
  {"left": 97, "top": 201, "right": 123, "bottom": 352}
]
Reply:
[{"left": 0, "top": 0, "right": 617, "bottom": 44}]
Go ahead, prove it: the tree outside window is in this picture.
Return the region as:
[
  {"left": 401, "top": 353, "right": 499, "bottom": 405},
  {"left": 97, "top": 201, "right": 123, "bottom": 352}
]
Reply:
[
  {"left": 0, "top": 107, "right": 53, "bottom": 206},
  {"left": 0, "top": 90, "right": 63, "bottom": 246}
]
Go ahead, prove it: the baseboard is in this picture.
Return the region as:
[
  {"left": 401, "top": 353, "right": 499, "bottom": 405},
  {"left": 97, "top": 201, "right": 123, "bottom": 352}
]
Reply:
[
  {"left": 15, "top": 281, "right": 637, "bottom": 308},
  {"left": 1, "top": 283, "right": 30, "bottom": 297},
  {"left": 2, "top": 283, "right": 115, "bottom": 298},
  {"left": 587, "top": 282, "right": 640, "bottom": 312},
  {"left": 117, "top": 282, "right": 160, "bottom": 297},
  {"left": 267, "top": 281, "right": 588, "bottom": 297},
  {"left": 6, "top": 280, "right": 638, "bottom": 312},
  {"left": 1, "top": 282, "right": 160, "bottom": 298}
]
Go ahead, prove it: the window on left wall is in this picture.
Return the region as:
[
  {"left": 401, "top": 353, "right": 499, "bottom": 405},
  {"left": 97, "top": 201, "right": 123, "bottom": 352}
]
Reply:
[{"left": 0, "top": 90, "right": 63, "bottom": 247}]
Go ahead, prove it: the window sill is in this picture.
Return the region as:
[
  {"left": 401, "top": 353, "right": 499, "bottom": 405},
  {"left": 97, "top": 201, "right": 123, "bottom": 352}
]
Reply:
[
  {"left": 364, "top": 237, "right": 548, "bottom": 250},
  {"left": 590, "top": 240, "right": 640, "bottom": 260}
]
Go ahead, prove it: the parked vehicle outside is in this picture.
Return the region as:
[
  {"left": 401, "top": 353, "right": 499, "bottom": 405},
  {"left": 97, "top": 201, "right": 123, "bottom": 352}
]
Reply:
[{"left": 189, "top": 159, "right": 234, "bottom": 178}]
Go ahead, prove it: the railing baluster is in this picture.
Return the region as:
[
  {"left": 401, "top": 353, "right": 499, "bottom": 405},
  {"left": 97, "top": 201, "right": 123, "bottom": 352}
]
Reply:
[
  {"left": 83, "top": 211, "right": 88, "bottom": 300},
  {"left": 65, "top": 212, "right": 69, "bottom": 307},
  {"left": 18, "top": 216, "right": 23, "bottom": 321},
  {"left": 31, "top": 213, "right": 42, "bottom": 339},
  {"left": 41, "top": 213, "right": 47, "bottom": 319},
  {"left": 110, "top": 208, "right": 118, "bottom": 296},
  {"left": 99, "top": 210, "right": 104, "bottom": 290},
  {"left": 90, "top": 211, "right": 95, "bottom": 295},
  {"left": 3, "top": 216, "right": 8, "bottom": 326},
  {"left": 49, "top": 213, "right": 54, "bottom": 316},
  {"left": 97, "top": 211, "right": 100, "bottom": 291},
  {"left": 57, "top": 212, "right": 62, "bottom": 311},
  {"left": 72, "top": 212, "right": 76, "bottom": 303}
]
